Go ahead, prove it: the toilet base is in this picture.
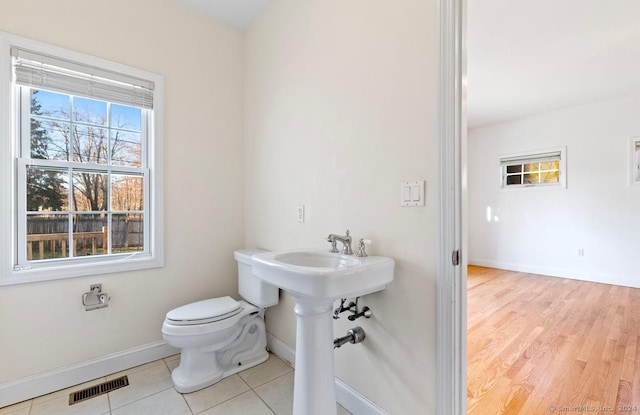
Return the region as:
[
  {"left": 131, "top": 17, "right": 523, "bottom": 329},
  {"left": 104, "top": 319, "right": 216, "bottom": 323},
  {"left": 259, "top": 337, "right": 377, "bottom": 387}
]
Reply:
[{"left": 170, "top": 315, "right": 269, "bottom": 394}]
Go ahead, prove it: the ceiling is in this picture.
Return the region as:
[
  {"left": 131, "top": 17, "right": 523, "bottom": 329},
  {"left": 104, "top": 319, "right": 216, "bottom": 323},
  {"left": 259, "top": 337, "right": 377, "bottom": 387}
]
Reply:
[
  {"left": 176, "top": 0, "right": 271, "bottom": 30},
  {"left": 468, "top": 0, "right": 640, "bottom": 128},
  {"left": 175, "top": 1, "right": 640, "bottom": 128}
]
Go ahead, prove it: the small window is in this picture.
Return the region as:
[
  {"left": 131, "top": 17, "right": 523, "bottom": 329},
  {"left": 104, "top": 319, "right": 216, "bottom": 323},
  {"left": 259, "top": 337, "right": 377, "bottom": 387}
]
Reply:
[
  {"left": 1, "top": 34, "right": 164, "bottom": 285},
  {"left": 500, "top": 148, "right": 566, "bottom": 189}
]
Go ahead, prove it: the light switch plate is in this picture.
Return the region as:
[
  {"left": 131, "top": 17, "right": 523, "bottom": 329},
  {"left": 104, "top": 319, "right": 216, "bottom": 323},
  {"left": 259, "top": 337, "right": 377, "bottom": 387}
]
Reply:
[{"left": 401, "top": 181, "right": 425, "bottom": 207}]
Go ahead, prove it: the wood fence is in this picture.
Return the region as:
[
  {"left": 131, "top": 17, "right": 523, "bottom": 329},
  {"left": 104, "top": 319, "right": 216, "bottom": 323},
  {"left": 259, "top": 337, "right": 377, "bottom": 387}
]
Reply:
[
  {"left": 27, "top": 228, "right": 108, "bottom": 260},
  {"left": 26, "top": 217, "right": 143, "bottom": 260}
]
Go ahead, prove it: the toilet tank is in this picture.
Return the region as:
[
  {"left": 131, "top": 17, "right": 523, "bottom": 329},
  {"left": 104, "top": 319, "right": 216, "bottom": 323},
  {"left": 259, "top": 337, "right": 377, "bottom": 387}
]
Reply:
[{"left": 234, "top": 249, "right": 279, "bottom": 308}]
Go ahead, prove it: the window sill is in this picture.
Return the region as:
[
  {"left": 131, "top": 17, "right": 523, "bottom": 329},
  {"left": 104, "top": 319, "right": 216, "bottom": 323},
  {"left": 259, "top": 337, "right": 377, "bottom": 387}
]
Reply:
[
  {"left": 498, "top": 183, "right": 566, "bottom": 192},
  {"left": 1, "top": 254, "right": 163, "bottom": 286}
]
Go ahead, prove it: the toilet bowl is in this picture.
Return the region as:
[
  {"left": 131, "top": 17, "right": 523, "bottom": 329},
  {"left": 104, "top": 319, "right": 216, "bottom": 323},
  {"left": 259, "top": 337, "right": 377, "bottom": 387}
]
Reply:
[{"left": 162, "top": 249, "right": 279, "bottom": 393}]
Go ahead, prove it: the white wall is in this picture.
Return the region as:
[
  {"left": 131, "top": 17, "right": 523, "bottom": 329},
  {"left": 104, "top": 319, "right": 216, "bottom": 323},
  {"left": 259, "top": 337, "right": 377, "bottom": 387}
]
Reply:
[
  {"left": 0, "top": 0, "right": 244, "bottom": 384},
  {"left": 244, "top": 0, "right": 437, "bottom": 413},
  {"left": 469, "top": 93, "right": 640, "bottom": 287}
]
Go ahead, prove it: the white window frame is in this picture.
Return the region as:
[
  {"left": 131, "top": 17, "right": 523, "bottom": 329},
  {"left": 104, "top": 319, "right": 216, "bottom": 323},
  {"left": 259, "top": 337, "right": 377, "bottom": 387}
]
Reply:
[
  {"left": 498, "top": 147, "right": 567, "bottom": 190},
  {"left": 0, "top": 32, "right": 164, "bottom": 285},
  {"left": 630, "top": 137, "right": 640, "bottom": 186}
]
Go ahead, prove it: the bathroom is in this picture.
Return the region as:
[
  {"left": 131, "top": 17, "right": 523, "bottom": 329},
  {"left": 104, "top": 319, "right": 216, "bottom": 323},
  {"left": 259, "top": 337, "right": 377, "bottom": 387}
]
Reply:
[{"left": 0, "top": 0, "right": 436, "bottom": 414}]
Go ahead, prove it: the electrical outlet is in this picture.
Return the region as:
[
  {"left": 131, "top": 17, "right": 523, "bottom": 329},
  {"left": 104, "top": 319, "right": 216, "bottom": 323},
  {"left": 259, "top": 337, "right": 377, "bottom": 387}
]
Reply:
[
  {"left": 297, "top": 205, "right": 305, "bottom": 223},
  {"left": 578, "top": 248, "right": 585, "bottom": 257}
]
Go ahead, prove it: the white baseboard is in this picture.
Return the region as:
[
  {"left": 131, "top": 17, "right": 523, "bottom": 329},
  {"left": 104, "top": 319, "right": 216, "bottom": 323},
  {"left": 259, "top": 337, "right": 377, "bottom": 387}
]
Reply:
[
  {"left": 0, "top": 341, "right": 178, "bottom": 408},
  {"left": 468, "top": 258, "right": 640, "bottom": 288},
  {"left": 266, "top": 332, "right": 296, "bottom": 368},
  {"left": 335, "top": 377, "right": 391, "bottom": 415},
  {"left": 266, "top": 332, "right": 389, "bottom": 415}
]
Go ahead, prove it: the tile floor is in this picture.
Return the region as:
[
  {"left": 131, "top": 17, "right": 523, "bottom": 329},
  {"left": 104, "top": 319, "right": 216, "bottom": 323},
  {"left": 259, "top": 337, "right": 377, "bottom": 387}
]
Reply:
[{"left": 0, "top": 354, "right": 352, "bottom": 415}]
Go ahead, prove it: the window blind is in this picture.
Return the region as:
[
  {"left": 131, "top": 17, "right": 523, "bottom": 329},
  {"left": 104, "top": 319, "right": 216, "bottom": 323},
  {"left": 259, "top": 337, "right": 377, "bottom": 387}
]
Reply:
[{"left": 11, "top": 47, "right": 154, "bottom": 109}]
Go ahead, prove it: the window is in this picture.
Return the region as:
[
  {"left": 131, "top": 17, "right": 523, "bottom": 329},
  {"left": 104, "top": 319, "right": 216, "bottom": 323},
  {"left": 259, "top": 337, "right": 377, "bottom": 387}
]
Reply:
[
  {"left": 499, "top": 147, "right": 566, "bottom": 189},
  {"left": 0, "top": 34, "right": 163, "bottom": 285}
]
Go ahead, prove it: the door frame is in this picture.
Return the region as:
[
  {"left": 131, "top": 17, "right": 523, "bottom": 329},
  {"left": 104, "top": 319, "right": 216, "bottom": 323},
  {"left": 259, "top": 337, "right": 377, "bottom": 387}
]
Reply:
[{"left": 436, "top": 0, "right": 466, "bottom": 414}]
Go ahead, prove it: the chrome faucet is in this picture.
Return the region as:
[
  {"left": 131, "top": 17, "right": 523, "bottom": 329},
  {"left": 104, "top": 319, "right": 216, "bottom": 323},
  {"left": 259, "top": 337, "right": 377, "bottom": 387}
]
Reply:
[{"left": 326, "top": 230, "right": 353, "bottom": 255}]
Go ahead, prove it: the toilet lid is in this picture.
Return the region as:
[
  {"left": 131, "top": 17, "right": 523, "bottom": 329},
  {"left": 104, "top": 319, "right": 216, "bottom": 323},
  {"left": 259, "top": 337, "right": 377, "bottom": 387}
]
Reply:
[{"left": 166, "top": 296, "right": 242, "bottom": 325}]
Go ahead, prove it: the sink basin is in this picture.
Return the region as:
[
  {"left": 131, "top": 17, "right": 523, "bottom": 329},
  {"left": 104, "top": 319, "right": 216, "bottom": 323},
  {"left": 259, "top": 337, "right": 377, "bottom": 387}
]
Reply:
[{"left": 251, "top": 250, "right": 394, "bottom": 300}]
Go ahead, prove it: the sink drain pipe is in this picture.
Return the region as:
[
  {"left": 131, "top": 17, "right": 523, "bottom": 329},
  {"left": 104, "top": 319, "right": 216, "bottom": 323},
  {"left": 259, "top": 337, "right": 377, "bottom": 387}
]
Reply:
[{"left": 334, "top": 327, "right": 366, "bottom": 349}]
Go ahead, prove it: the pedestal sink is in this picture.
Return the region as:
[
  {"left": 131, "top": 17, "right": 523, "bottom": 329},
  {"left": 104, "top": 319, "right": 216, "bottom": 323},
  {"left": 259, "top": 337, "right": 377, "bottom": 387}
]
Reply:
[{"left": 251, "top": 250, "right": 394, "bottom": 415}]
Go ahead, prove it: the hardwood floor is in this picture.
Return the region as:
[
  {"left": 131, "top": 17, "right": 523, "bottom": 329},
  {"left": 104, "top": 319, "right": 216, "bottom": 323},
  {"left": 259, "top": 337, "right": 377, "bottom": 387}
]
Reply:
[{"left": 467, "top": 266, "right": 640, "bottom": 415}]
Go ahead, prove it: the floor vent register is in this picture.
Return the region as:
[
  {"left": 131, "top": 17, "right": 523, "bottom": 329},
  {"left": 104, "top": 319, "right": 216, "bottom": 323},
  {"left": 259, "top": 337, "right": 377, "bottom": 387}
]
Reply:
[{"left": 68, "top": 375, "right": 129, "bottom": 405}]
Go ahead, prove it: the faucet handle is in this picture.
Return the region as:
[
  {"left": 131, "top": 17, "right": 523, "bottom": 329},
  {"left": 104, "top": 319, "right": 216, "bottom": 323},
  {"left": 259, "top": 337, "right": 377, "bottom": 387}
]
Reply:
[
  {"left": 355, "top": 239, "right": 371, "bottom": 257},
  {"left": 326, "top": 235, "right": 340, "bottom": 253},
  {"left": 329, "top": 240, "right": 339, "bottom": 253},
  {"left": 342, "top": 230, "right": 353, "bottom": 255}
]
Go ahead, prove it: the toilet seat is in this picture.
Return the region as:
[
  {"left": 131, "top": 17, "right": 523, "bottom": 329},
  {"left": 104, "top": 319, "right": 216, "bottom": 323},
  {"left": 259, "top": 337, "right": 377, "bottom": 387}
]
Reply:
[{"left": 166, "top": 296, "right": 242, "bottom": 326}]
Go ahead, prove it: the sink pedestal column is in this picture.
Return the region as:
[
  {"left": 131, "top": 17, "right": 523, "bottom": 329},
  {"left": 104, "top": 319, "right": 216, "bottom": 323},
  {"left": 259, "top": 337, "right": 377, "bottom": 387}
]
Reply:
[{"left": 291, "top": 296, "right": 337, "bottom": 415}]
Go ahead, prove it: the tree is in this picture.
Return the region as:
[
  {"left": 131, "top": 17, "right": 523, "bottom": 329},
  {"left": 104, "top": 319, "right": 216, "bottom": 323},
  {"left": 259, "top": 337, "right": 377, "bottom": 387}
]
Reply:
[{"left": 27, "top": 91, "right": 66, "bottom": 212}]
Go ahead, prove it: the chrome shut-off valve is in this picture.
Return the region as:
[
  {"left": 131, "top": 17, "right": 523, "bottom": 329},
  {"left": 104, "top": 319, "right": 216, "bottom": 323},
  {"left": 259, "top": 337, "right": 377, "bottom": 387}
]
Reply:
[{"left": 334, "top": 327, "right": 366, "bottom": 349}]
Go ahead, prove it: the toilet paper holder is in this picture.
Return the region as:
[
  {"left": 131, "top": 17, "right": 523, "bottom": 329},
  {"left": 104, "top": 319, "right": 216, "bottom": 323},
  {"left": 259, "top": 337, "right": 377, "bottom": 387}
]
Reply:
[{"left": 82, "top": 284, "right": 110, "bottom": 311}]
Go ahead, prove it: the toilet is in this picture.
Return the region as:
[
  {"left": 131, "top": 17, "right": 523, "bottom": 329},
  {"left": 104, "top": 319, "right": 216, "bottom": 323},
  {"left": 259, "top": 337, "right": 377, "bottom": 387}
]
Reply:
[{"left": 162, "top": 249, "right": 279, "bottom": 393}]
